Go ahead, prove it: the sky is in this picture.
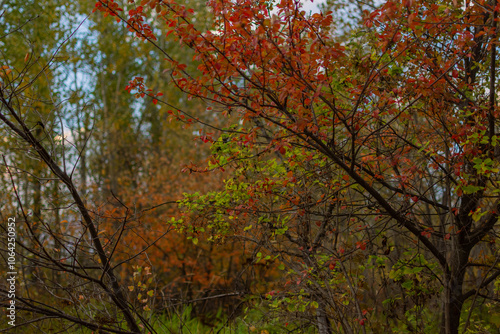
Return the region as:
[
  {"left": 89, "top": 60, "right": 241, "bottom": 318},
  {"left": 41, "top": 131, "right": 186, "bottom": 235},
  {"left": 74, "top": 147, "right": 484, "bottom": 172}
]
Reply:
[{"left": 301, "top": 0, "right": 323, "bottom": 14}]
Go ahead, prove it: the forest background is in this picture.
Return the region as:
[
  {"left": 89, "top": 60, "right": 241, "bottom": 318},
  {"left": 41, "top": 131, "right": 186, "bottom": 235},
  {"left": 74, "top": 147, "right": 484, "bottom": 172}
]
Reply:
[{"left": 1, "top": 0, "right": 500, "bottom": 333}]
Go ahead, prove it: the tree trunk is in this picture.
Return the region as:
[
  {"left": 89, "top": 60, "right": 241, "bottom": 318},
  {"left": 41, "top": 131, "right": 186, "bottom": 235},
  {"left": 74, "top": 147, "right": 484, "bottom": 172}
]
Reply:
[
  {"left": 442, "top": 244, "right": 469, "bottom": 334},
  {"left": 442, "top": 277, "right": 465, "bottom": 334},
  {"left": 316, "top": 301, "right": 332, "bottom": 334}
]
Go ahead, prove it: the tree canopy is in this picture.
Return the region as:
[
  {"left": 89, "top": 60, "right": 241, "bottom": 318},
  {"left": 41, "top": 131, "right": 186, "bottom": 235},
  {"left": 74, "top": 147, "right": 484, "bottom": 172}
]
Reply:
[{"left": 1, "top": 0, "right": 500, "bottom": 333}]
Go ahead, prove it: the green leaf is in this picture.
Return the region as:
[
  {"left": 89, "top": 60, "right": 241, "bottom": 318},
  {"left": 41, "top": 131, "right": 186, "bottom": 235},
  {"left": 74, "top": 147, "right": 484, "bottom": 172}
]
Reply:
[
  {"left": 490, "top": 313, "right": 500, "bottom": 327},
  {"left": 401, "top": 280, "right": 413, "bottom": 289}
]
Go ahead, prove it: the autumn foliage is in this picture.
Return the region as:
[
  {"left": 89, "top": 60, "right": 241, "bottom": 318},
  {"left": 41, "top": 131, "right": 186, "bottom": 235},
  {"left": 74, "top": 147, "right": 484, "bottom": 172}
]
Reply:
[
  {"left": 2, "top": 0, "right": 500, "bottom": 333},
  {"left": 96, "top": 0, "right": 500, "bottom": 332}
]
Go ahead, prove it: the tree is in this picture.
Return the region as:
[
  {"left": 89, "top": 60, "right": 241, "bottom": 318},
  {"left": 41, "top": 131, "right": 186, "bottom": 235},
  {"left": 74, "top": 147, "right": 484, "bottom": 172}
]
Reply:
[
  {"left": 0, "top": 6, "right": 150, "bottom": 333},
  {"left": 74, "top": 0, "right": 261, "bottom": 322},
  {"left": 93, "top": 0, "right": 500, "bottom": 332},
  {"left": 1, "top": 1, "right": 268, "bottom": 332}
]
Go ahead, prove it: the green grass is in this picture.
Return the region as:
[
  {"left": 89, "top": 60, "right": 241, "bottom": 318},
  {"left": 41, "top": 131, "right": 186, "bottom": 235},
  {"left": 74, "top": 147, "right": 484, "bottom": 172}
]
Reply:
[{"left": 148, "top": 305, "right": 286, "bottom": 333}]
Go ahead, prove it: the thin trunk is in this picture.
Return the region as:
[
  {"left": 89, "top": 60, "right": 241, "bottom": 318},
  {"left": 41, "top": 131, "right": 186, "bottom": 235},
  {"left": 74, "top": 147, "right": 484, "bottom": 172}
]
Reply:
[
  {"left": 52, "top": 180, "right": 60, "bottom": 285},
  {"left": 442, "top": 276, "right": 465, "bottom": 334},
  {"left": 316, "top": 301, "right": 332, "bottom": 334},
  {"left": 442, "top": 244, "right": 469, "bottom": 334}
]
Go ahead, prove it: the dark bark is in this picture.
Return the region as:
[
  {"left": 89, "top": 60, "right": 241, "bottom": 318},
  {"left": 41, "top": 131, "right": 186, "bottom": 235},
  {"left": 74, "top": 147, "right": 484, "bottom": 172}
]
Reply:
[{"left": 442, "top": 246, "right": 469, "bottom": 334}]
